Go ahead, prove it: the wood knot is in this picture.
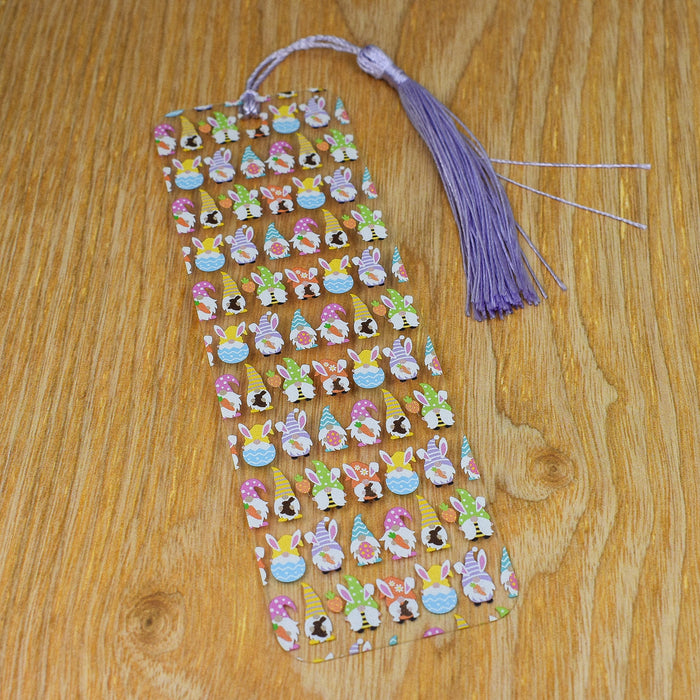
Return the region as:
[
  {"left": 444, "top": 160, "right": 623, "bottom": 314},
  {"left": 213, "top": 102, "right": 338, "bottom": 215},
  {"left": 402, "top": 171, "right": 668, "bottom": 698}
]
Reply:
[
  {"left": 126, "top": 591, "right": 184, "bottom": 655},
  {"left": 526, "top": 447, "right": 575, "bottom": 498}
]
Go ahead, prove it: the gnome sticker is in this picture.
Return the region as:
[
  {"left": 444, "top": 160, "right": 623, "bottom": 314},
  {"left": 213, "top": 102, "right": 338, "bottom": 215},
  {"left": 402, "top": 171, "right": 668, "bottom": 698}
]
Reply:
[
  {"left": 214, "top": 373, "right": 241, "bottom": 419},
  {"left": 318, "top": 303, "right": 350, "bottom": 345},
  {"left": 275, "top": 408, "right": 313, "bottom": 458},
  {"left": 349, "top": 294, "right": 379, "bottom": 339},
  {"left": 270, "top": 467, "right": 302, "bottom": 521},
  {"left": 289, "top": 309, "right": 318, "bottom": 351},
  {"left": 244, "top": 363, "right": 272, "bottom": 412},
  {"left": 203, "top": 147, "right": 235, "bottom": 184},
  {"left": 347, "top": 400, "right": 381, "bottom": 447},
  {"left": 321, "top": 208, "right": 349, "bottom": 249},
  {"left": 220, "top": 271, "right": 246, "bottom": 315},
  {"left": 304, "top": 517, "right": 344, "bottom": 574},
  {"left": 381, "top": 389, "right": 413, "bottom": 439},
  {"left": 268, "top": 596, "right": 300, "bottom": 651},
  {"left": 301, "top": 583, "right": 335, "bottom": 645},
  {"left": 192, "top": 281, "right": 217, "bottom": 321},
  {"left": 240, "top": 478, "right": 269, "bottom": 529},
  {"left": 415, "top": 495, "right": 450, "bottom": 552},
  {"left": 318, "top": 405, "right": 348, "bottom": 452},
  {"left": 381, "top": 506, "right": 417, "bottom": 560},
  {"left": 350, "top": 514, "right": 382, "bottom": 566}
]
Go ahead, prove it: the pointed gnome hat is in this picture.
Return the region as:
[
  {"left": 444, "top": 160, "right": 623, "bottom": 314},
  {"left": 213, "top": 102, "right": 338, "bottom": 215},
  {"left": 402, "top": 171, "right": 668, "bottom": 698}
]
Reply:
[
  {"left": 416, "top": 494, "right": 441, "bottom": 530},
  {"left": 232, "top": 184, "right": 258, "bottom": 204},
  {"left": 501, "top": 546, "right": 513, "bottom": 573},
  {"left": 388, "top": 336, "right": 413, "bottom": 367},
  {"left": 242, "top": 145, "right": 262, "bottom": 165},
  {"left": 351, "top": 513, "right": 374, "bottom": 541},
  {"left": 343, "top": 575, "right": 377, "bottom": 609},
  {"left": 351, "top": 399, "right": 376, "bottom": 421},
  {"left": 192, "top": 280, "right": 215, "bottom": 299},
  {"left": 385, "top": 288, "right": 413, "bottom": 314},
  {"left": 384, "top": 506, "right": 411, "bottom": 531},
  {"left": 310, "top": 517, "right": 342, "bottom": 557},
  {"left": 334, "top": 96, "right": 350, "bottom": 123},
  {"left": 460, "top": 547, "right": 484, "bottom": 580},
  {"left": 425, "top": 336, "right": 443, "bottom": 375},
  {"left": 320, "top": 303, "right": 345, "bottom": 322},
  {"left": 199, "top": 189, "right": 219, "bottom": 214},
  {"left": 268, "top": 594, "right": 296, "bottom": 620},
  {"left": 221, "top": 271, "right": 243, "bottom": 301},
  {"left": 271, "top": 467, "right": 295, "bottom": 500},
  {"left": 172, "top": 197, "right": 194, "bottom": 215},
  {"left": 320, "top": 405, "right": 341, "bottom": 430},
  {"left": 269, "top": 140, "right": 292, "bottom": 156},
  {"left": 215, "top": 373, "right": 239, "bottom": 395},
  {"left": 245, "top": 364, "right": 266, "bottom": 393},
  {"left": 362, "top": 166, "right": 377, "bottom": 197},
  {"left": 349, "top": 294, "right": 372, "bottom": 322},
  {"left": 453, "top": 613, "right": 469, "bottom": 630},
  {"left": 301, "top": 582, "right": 325, "bottom": 620},
  {"left": 423, "top": 436, "right": 449, "bottom": 466},
  {"left": 254, "top": 311, "right": 277, "bottom": 339},
  {"left": 265, "top": 222, "right": 287, "bottom": 245},
  {"left": 297, "top": 133, "right": 319, "bottom": 160},
  {"left": 240, "top": 478, "right": 266, "bottom": 500},
  {"left": 322, "top": 208, "right": 343, "bottom": 235},
  {"left": 282, "top": 409, "right": 306, "bottom": 440},
  {"left": 381, "top": 389, "right": 407, "bottom": 421},
  {"left": 356, "top": 248, "right": 379, "bottom": 275},
  {"left": 291, "top": 309, "right": 313, "bottom": 332},
  {"left": 294, "top": 217, "right": 318, "bottom": 236},
  {"left": 179, "top": 115, "right": 198, "bottom": 139}
]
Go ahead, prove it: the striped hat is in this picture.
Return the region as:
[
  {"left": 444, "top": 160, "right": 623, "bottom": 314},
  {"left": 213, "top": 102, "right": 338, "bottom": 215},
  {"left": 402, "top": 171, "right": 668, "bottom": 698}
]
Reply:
[
  {"left": 296, "top": 133, "right": 320, "bottom": 162},
  {"left": 271, "top": 467, "right": 295, "bottom": 500},
  {"left": 381, "top": 388, "right": 409, "bottom": 419},
  {"left": 362, "top": 166, "right": 378, "bottom": 198},
  {"left": 322, "top": 208, "right": 343, "bottom": 237},
  {"left": 453, "top": 613, "right": 469, "bottom": 630},
  {"left": 301, "top": 583, "right": 326, "bottom": 621},
  {"left": 199, "top": 188, "right": 219, "bottom": 214},
  {"left": 245, "top": 364, "right": 266, "bottom": 394},
  {"left": 415, "top": 494, "right": 442, "bottom": 531},
  {"left": 349, "top": 294, "right": 372, "bottom": 322},
  {"left": 179, "top": 115, "right": 198, "bottom": 139},
  {"left": 310, "top": 517, "right": 342, "bottom": 560},
  {"left": 220, "top": 271, "right": 242, "bottom": 298}
]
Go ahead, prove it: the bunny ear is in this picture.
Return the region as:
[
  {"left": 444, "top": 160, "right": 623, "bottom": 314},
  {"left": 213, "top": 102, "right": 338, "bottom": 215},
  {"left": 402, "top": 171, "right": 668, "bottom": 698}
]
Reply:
[
  {"left": 276, "top": 366, "right": 291, "bottom": 380},
  {"left": 477, "top": 549, "right": 487, "bottom": 570},
  {"left": 238, "top": 424, "right": 252, "bottom": 439},
  {"left": 437, "top": 390, "right": 448, "bottom": 403},
  {"left": 261, "top": 420, "right": 272, "bottom": 436},
  {"left": 260, "top": 186, "right": 272, "bottom": 198},
  {"left": 284, "top": 269, "right": 299, "bottom": 283},
  {"left": 404, "top": 576, "right": 415, "bottom": 593},
  {"left": 318, "top": 258, "right": 331, "bottom": 271},
  {"left": 414, "top": 563, "right": 429, "bottom": 581},
  {"left": 305, "top": 468, "right": 321, "bottom": 485},
  {"left": 379, "top": 450, "right": 393, "bottom": 466},
  {"left": 363, "top": 583, "right": 374, "bottom": 600},
  {"left": 440, "top": 560, "right": 451, "bottom": 579},
  {"left": 375, "top": 578, "right": 392, "bottom": 598},
  {"left": 213, "top": 234, "right": 223, "bottom": 247},
  {"left": 380, "top": 295, "right": 395, "bottom": 310},
  {"left": 404, "top": 337, "right": 413, "bottom": 354},
  {"left": 311, "top": 360, "right": 326, "bottom": 376},
  {"left": 416, "top": 448, "right": 427, "bottom": 460},
  {"left": 370, "top": 346, "right": 380, "bottom": 361},
  {"left": 453, "top": 562, "right": 465, "bottom": 575},
  {"left": 342, "top": 464, "right": 359, "bottom": 481},
  {"left": 327, "top": 519, "right": 338, "bottom": 539},
  {"left": 450, "top": 496, "right": 466, "bottom": 514},
  {"left": 368, "top": 461, "right": 379, "bottom": 477},
  {"left": 336, "top": 584, "right": 353, "bottom": 603},
  {"left": 172, "top": 159, "right": 183, "bottom": 169},
  {"left": 297, "top": 410, "right": 306, "bottom": 429},
  {"left": 347, "top": 349, "right": 360, "bottom": 363},
  {"left": 329, "top": 467, "right": 341, "bottom": 483},
  {"left": 268, "top": 105, "right": 280, "bottom": 115},
  {"left": 191, "top": 237, "right": 204, "bottom": 249},
  {"left": 439, "top": 437, "right": 448, "bottom": 456},
  {"left": 236, "top": 322, "right": 247, "bottom": 336},
  {"left": 265, "top": 533, "right": 279, "bottom": 550},
  {"left": 304, "top": 531, "right": 316, "bottom": 545},
  {"left": 413, "top": 390, "right": 428, "bottom": 406},
  {"left": 274, "top": 421, "right": 286, "bottom": 433},
  {"left": 250, "top": 273, "right": 263, "bottom": 285},
  {"left": 337, "top": 359, "right": 347, "bottom": 371},
  {"left": 404, "top": 447, "right": 414, "bottom": 463},
  {"left": 340, "top": 254, "right": 350, "bottom": 268},
  {"left": 313, "top": 174, "right": 322, "bottom": 187},
  {"left": 192, "top": 156, "right": 202, "bottom": 168},
  {"left": 292, "top": 177, "right": 303, "bottom": 188},
  {"left": 290, "top": 530, "right": 302, "bottom": 548},
  {"left": 214, "top": 325, "right": 226, "bottom": 338}
]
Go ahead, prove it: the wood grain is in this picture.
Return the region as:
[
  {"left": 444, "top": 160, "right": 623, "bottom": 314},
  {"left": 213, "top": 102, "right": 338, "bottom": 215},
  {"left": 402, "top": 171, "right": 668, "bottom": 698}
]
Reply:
[{"left": 1, "top": 0, "right": 698, "bottom": 697}]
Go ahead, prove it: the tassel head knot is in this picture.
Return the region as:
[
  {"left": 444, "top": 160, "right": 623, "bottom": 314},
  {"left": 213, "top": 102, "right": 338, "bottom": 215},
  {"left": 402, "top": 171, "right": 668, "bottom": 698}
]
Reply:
[{"left": 357, "top": 45, "right": 407, "bottom": 88}]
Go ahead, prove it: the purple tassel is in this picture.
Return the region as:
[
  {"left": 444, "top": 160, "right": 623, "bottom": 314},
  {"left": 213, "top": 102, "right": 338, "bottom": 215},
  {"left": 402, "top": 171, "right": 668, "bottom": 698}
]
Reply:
[
  {"left": 357, "top": 45, "right": 538, "bottom": 318},
  {"left": 239, "top": 36, "right": 646, "bottom": 319}
]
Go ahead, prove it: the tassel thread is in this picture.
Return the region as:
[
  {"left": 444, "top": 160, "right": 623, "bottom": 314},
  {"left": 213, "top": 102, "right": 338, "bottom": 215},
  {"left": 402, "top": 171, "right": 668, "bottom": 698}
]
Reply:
[{"left": 238, "top": 36, "right": 648, "bottom": 320}]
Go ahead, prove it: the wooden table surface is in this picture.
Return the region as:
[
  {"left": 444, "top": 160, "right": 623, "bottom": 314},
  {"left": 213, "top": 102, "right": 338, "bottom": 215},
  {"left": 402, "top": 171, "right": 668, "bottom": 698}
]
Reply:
[{"left": 2, "top": 0, "right": 698, "bottom": 697}]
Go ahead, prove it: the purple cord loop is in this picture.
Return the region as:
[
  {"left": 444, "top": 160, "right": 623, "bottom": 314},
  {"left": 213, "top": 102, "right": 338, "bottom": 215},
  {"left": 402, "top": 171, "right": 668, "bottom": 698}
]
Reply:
[{"left": 357, "top": 45, "right": 408, "bottom": 88}]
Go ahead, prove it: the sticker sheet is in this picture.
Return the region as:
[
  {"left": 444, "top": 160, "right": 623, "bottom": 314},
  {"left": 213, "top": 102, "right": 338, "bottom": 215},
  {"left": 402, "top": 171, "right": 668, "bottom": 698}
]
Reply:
[{"left": 155, "top": 90, "right": 519, "bottom": 662}]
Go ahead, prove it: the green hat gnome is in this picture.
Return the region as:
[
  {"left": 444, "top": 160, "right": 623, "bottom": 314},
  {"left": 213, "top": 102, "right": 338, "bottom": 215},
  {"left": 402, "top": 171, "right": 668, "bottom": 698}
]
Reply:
[
  {"left": 304, "top": 460, "right": 346, "bottom": 511},
  {"left": 412, "top": 383, "right": 454, "bottom": 429},
  {"left": 449, "top": 488, "right": 494, "bottom": 541},
  {"left": 380, "top": 288, "right": 419, "bottom": 330},
  {"left": 335, "top": 575, "right": 381, "bottom": 632},
  {"left": 276, "top": 357, "right": 315, "bottom": 403}
]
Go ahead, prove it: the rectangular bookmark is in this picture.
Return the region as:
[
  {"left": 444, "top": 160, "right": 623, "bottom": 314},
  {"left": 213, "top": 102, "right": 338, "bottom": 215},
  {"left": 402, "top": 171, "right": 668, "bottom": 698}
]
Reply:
[{"left": 154, "top": 88, "right": 519, "bottom": 662}]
